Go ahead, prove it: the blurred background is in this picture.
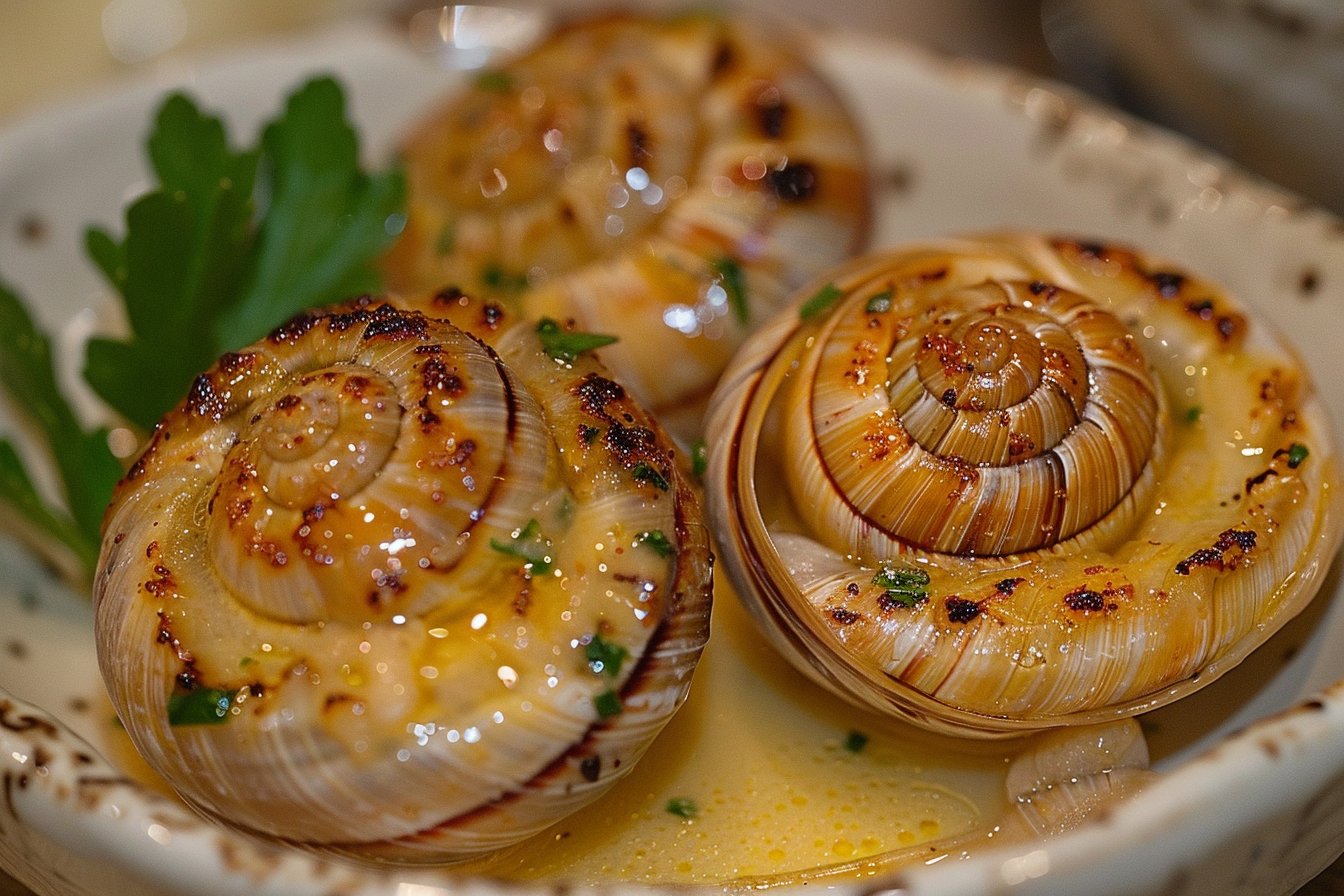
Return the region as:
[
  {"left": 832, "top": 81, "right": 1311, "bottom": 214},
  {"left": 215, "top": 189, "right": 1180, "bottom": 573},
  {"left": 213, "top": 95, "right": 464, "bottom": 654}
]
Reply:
[
  {"left": 1, "top": 1, "right": 1341, "bottom": 894},
  {"left": 1, "top": 0, "right": 1341, "bottom": 213}
]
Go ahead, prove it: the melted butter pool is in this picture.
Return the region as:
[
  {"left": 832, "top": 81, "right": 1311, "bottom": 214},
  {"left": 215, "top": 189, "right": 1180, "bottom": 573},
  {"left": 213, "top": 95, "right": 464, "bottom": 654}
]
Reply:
[{"left": 462, "top": 577, "right": 1013, "bottom": 886}]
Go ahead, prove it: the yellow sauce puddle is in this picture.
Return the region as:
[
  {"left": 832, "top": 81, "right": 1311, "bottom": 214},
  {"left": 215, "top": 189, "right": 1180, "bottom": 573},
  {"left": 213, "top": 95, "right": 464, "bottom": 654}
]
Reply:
[{"left": 461, "top": 579, "right": 1011, "bottom": 885}]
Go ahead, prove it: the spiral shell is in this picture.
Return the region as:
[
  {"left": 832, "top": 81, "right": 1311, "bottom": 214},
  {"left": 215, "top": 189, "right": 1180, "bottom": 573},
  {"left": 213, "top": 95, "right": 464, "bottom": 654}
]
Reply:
[
  {"left": 706, "top": 234, "right": 1342, "bottom": 737},
  {"left": 382, "top": 12, "right": 870, "bottom": 426},
  {"left": 94, "top": 299, "right": 712, "bottom": 861}
]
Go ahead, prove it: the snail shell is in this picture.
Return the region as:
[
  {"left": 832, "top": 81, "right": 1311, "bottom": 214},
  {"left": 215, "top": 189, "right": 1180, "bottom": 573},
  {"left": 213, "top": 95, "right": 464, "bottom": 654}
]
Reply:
[
  {"left": 94, "top": 299, "right": 712, "bottom": 861},
  {"left": 706, "top": 234, "right": 1342, "bottom": 737},
  {"left": 383, "top": 12, "right": 870, "bottom": 427}
]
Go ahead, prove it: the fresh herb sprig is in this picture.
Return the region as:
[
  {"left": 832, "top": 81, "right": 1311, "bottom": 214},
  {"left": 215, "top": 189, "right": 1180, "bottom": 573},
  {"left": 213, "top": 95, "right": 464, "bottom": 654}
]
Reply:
[
  {"left": 0, "top": 76, "right": 405, "bottom": 580},
  {"left": 85, "top": 77, "right": 405, "bottom": 430},
  {"left": 0, "top": 283, "right": 122, "bottom": 574}
]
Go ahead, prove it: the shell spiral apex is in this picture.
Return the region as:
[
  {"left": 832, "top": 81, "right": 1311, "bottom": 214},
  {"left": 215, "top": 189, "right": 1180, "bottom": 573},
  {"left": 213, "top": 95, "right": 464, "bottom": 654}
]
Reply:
[
  {"left": 94, "top": 298, "right": 712, "bottom": 862},
  {"left": 705, "top": 233, "right": 1342, "bottom": 737}
]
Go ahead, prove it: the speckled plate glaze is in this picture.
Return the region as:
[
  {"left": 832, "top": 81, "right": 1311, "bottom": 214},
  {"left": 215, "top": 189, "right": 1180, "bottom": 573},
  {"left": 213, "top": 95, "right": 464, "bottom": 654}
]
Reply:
[{"left": 3, "top": 16, "right": 1344, "bottom": 896}]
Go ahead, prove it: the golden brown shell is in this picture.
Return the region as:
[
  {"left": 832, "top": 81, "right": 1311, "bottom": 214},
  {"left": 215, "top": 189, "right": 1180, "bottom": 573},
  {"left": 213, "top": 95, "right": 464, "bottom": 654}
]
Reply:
[
  {"left": 383, "top": 12, "right": 871, "bottom": 429},
  {"left": 95, "top": 299, "right": 712, "bottom": 861},
  {"left": 706, "top": 234, "right": 1342, "bottom": 736}
]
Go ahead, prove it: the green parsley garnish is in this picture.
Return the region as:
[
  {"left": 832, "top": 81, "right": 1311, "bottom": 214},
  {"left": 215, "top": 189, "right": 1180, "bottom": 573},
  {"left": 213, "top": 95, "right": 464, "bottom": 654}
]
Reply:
[
  {"left": 579, "top": 424, "right": 601, "bottom": 445},
  {"left": 489, "top": 519, "right": 554, "bottom": 574},
  {"left": 635, "top": 529, "right": 674, "bottom": 558},
  {"left": 710, "top": 256, "right": 749, "bottom": 325},
  {"left": 434, "top": 219, "right": 457, "bottom": 256},
  {"left": 474, "top": 69, "right": 514, "bottom": 92},
  {"left": 632, "top": 462, "right": 670, "bottom": 491},
  {"left": 1185, "top": 406, "right": 1203, "bottom": 424},
  {"left": 0, "top": 77, "right": 402, "bottom": 581},
  {"left": 1287, "top": 442, "right": 1310, "bottom": 468},
  {"left": 665, "top": 797, "right": 699, "bottom": 819},
  {"left": 864, "top": 290, "right": 894, "bottom": 313},
  {"left": 593, "top": 689, "right": 623, "bottom": 718},
  {"left": 482, "top": 262, "right": 529, "bottom": 295},
  {"left": 799, "top": 282, "right": 844, "bottom": 320},
  {"left": 85, "top": 78, "right": 405, "bottom": 430},
  {"left": 0, "top": 284, "right": 122, "bottom": 577},
  {"left": 843, "top": 730, "right": 869, "bottom": 753},
  {"left": 167, "top": 686, "right": 233, "bottom": 726},
  {"left": 585, "top": 634, "right": 630, "bottom": 678},
  {"left": 872, "top": 564, "right": 931, "bottom": 608},
  {"left": 690, "top": 439, "right": 709, "bottom": 479},
  {"left": 536, "top": 317, "right": 619, "bottom": 363}
]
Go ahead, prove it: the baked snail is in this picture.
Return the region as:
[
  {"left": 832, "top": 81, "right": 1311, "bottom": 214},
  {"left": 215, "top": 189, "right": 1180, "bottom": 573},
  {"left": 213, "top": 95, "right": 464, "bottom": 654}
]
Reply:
[
  {"left": 94, "top": 299, "right": 712, "bottom": 861},
  {"left": 706, "top": 233, "right": 1341, "bottom": 738},
  {"left": 383, "top": 12, "right": 870, "bottom": 430}
]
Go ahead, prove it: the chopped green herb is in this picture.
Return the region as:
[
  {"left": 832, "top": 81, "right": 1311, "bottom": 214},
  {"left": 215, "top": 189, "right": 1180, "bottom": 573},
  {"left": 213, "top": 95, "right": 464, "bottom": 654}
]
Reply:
[
  {"left": 167, "top": 686, "right": 233, "bottom": 726},
  {"left": 843, "top": 730, "right": 869, "bottom": 753},
  {"left": 83, "top": 78, "right": 405, "bottom": 431},
  {"left": 593, "top": 689, "right": 623, "bottom": 718},
  {"left": 536, "top": 317, "right": 618, "bottom": 363},
  {"left": 665, "top": 797, "right": 699, "bottom": 819},
  {"left": 690, "top": 439, "right": 708, "bottom": 479},
  {"left": 0, "top": 78, "right": 403, "bottom": 583},
  {"left": 635, "top": 529, "right": 674, "bottom": 558},
  {"left": 434, "top": 219, "right": 457, "bottom": 256},
  {"left": 585, "top": 634, "right": 630, "bottom": 678},
  {"left": 799, "top": 282, "right": 844, "bottom": 320},
  {"left": 632, "top": 462, "right": 670, "bottom": 491},
  {"left": 239, "top": 656, "right": 256, "bottom": 668},
  {"left": 872, "top": 564, "right": 931, "bottom": 608},
  {"left": 489, "top": 518, "right": 554, "bottom": 574},
  {"left": 710, "top": 256, "right": 749, "bottom": 325},
  {"left": 482, "top": 262, "right": 529, "bottom": 295},
  {"left": 1287, "top": 442, "right": 1310, "bottom": 468},
  {"left": 579, "top": 424, "right": 601, "bottom": 445},
  {"left": 474, "top": 69, "right": 514, "bottom": 92},
  {"left": 1185, "top": 406, "right": 1202, "bottom": 424},
  {"left": 864, "top": 290, "right": 894, "bottom": 314}
]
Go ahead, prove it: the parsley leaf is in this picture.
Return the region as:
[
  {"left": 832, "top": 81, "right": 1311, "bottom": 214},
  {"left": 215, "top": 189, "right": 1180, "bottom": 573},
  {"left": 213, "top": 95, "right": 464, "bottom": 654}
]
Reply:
[
  {"left": 710, "top": 256, "right": 748, "bottom": 325},
  {"left": 1287, "top": 442, "right": 1310, "bottom": 468},
  {"left": 872, "top": 564, "right": 931, "bottom": 608},
  {"left": 585, "top": 634, "right": 630, "bottom": 678},
  {"left": 635, "top": 529, "right": 673, "bottom": 558},
  {"left": 166, "top": 686, "right": 233, "bottom": 726},
  {"left": 0, "top": 77, "right": 404, "bottom": 581},
  {"left": 690, "top": 439, "right": 708, "bottom": 479},
  {"left": 536, "top": 317, "right": 618, "bottom": 362},
  {"left": 83, "top": 77, "right": 404, "bottom": 430},
  {"left": 489, "top": 518, "right": 554, "bottom": 574},
  {"left": 0, "top": 281, "right": 121, "bottom": 576},
  {"left": 83, "top": 92, "right": 259, "bottom": 429},
  {"left": 593, "top": 689, "right": 623, "bottom": 718},
  {"left": 864, "top": 289, "right": 893, "bottom": 313},
  {"left": 665, "top": 796, "right": 699, "bottom": 819},
  {"left": 799, "top": 282, "right": 844, "bottom": 320},
  {"left": 217, "top": 78, "right": 406, "bottom": 349},
  {"left": 632, "top": 461, "right": 670, "bottom": 491}
]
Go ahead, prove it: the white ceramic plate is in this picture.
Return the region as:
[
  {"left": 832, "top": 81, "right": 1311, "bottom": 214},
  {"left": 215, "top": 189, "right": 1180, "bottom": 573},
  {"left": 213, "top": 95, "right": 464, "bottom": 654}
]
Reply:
[{"left": 3, "top": 17, "right": 1344, "bottom": 896}]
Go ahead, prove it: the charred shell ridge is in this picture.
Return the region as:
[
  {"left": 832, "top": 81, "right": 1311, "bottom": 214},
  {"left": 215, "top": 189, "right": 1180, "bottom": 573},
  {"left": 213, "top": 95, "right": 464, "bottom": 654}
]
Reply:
[
  {"left": 705, "top": 234, "right": 1341, "bottom": 735},
  {"left": 384, "top": 11, "right": 871, "bottom": 413},
  {"left": 95, "top": 300, "right": 712, "bottom": 860}
]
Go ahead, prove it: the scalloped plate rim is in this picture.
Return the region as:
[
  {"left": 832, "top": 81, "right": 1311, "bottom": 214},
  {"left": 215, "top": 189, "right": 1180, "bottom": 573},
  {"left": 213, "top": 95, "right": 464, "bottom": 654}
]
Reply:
[{"left": 2, "top": 16, "right": 1344, "bottom": 896}]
